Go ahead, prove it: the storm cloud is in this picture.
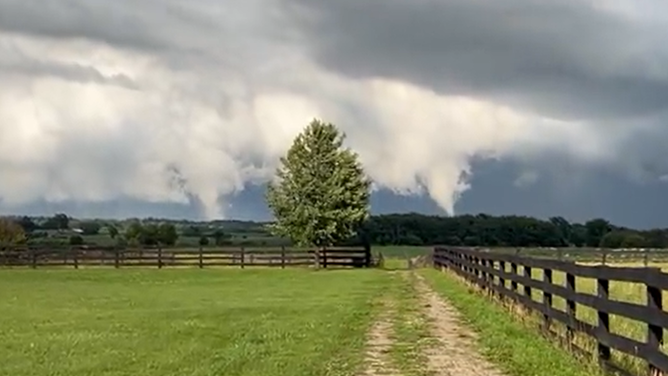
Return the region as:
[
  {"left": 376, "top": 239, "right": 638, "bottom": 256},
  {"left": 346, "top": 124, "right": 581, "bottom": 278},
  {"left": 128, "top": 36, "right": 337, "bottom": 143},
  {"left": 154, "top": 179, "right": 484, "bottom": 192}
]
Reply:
[{"left": 0, "top": 0, "right": 666, "bottom": 220}]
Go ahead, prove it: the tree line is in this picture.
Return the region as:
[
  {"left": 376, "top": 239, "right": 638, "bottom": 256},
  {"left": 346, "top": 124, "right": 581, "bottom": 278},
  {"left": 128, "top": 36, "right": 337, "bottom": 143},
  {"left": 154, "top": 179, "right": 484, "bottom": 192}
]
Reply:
[
  {"left": 3, "top": 212, "right": 667, "bottom": 249},
  {"left": 348, "top": 213, "right": 668, "bottom": 248}
]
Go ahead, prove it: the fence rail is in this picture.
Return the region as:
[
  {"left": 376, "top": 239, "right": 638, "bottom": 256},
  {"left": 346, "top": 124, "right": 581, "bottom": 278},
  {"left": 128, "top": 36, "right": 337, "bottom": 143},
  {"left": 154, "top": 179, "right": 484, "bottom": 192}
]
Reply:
[
  {"left": 481, "top": 247, "right": 668, "bottom": 265},
  {"left": 0, "top": 246, "right": 373, "bottom": 269},
  {"left": 433, "top": 246, "right": 668, "bottom": 376}
]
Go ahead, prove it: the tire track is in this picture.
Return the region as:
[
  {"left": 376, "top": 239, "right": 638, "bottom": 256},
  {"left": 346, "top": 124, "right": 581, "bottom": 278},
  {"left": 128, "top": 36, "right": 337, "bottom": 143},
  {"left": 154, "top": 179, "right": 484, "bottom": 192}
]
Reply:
[{"left": 413, "top": 274, "right": 507, "bottom": 376}]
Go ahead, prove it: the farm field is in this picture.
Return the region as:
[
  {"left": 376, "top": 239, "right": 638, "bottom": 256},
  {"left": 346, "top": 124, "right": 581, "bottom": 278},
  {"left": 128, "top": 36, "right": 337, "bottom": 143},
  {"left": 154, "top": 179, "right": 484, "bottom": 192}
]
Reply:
[{"left": 0, "top": 269, "right": 393, "bottom": 376}]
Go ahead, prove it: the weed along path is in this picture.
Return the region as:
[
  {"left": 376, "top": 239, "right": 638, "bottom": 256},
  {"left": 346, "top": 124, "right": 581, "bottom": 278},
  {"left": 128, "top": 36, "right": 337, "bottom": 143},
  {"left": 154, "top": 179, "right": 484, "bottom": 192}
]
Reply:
[{"left": 412, "top": 273, "right": 507, "bottom": 376}]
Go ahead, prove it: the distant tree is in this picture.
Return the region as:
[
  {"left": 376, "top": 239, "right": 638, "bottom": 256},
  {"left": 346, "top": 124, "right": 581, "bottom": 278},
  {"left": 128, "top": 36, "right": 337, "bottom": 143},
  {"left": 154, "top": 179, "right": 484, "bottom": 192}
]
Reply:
[
  {"left": 620, "top": 233, "right": 647, "bottom": 248},
  {"left": 43, "top": 213, "right": 69, "bottom": 231},
  {"left": 570, "top": 224, "right": 588, "bottom": 247},
  {"left": 0, "top": 218, "right": 26, "bottom": 245},
  {"left": 266, "top": 119, "right": 371, "bottom": 247},
  {"left": 199, "top": 236, "right": 210, "bottom": 246},
  {"left": 585, "top": 218, "right": 612, "bottom": 247},
  {"left": 141, "top": 224, "right": 160, "bottom": 246},
  {"left": 549, "top": 216, "right": 572, "bottom": 245},
  {"left": 79, "top": 222, "right": 101, "bottom": 235},
  {"left": 107, "top": 225, "right": 119, "bottom": 239},
  {"left": 157, "top": 223, "right": 178, "bottom": 246},
  {"left": 213, "top": 229, "right": 231, "bottom": 246},
  {"left": 182, "top": 225, "right": 202, "bottom": 237},
  {"left": 125, "top": 222, "right": 144, "bottom": 243},
  {"left": 69, "top": 235, "right": 84, "bottom": 245},
  {"left": 599, "top": 231, "right": 626, "bottom": 248},
  {"left": 17, "top": 216, "right": 38, "bottom": 233}
]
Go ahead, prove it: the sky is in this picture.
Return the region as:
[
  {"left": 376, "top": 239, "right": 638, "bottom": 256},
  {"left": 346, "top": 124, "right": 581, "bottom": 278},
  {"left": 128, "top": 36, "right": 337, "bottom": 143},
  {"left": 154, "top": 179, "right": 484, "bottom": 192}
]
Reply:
[{"left": 1, "top": 0, "right": 668, "bottom": 228}]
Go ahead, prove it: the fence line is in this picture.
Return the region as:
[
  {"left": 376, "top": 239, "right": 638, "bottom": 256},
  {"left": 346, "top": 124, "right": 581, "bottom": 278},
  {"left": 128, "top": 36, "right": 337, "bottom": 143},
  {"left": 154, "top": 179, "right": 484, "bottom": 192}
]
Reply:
[
  {"left": 433, "top": 246, "right": 668, "bottom": 376},
  {"left": 481, "top": 247, "right": 668, "bottom": 265},
  {"left": 0, "top": 245, "right": 373, "bottom": 269}
]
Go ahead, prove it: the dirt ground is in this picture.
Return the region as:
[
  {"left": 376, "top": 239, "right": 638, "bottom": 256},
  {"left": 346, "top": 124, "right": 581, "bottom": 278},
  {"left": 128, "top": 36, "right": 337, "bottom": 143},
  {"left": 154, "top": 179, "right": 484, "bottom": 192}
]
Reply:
[
  {"left": 360, "top": 299, "right": 402, "bottom": 376},
  {"left": 360, "top": 271, "right": 507, "bottom": 376}
]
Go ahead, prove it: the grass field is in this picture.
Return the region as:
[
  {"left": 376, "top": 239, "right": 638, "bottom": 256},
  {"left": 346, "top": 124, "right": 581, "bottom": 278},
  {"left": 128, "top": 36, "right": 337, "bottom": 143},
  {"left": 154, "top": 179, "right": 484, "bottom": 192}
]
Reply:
[{"left": 0, "top": 269, "right": 393, "bottom": 376}]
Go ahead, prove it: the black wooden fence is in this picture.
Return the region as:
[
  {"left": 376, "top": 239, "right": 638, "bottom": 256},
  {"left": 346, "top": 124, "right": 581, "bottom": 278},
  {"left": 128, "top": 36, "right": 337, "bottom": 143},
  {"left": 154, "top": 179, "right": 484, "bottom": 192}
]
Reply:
[
  {"left": 0, "top": 245, "right": 373, "bottom": 269},
  {"left": 433, "top": 246, "right": 668, "bottom": 376}
]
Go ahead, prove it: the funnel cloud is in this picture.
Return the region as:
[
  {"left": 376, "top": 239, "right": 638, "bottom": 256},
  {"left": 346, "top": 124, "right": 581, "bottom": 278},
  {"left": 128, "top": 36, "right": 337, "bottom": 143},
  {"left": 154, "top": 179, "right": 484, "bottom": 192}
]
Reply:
[{"left": 0, "top": 0, "right": 667, "bottom": 225}]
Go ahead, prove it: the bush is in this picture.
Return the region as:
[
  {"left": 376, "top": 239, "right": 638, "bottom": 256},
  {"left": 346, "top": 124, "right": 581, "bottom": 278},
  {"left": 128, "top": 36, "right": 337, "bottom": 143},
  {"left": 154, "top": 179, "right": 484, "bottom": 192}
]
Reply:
[
  {"left": 69, "top": 235, "right": 84, "bottom": 245},
  {"left": 199, "top": 236, "right": 210, "bottom": 246}
]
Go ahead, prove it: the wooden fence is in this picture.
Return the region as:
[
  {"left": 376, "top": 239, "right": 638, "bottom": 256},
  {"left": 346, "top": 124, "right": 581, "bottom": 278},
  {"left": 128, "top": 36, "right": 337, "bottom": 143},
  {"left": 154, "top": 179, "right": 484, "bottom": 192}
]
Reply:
[
  {"left": 483, "top": 247, "right": 668, "bottom": 265},
  {"left": 433, "top": 246, "right": 668, "bottom": 376},
  {"left": 0, "top": 246, "right": 373, "bottom": 269}
]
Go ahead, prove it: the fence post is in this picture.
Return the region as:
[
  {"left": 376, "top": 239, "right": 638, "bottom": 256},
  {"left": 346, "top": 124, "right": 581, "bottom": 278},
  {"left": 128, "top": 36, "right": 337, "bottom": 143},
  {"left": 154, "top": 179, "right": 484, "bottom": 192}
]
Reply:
[
  {"left": 240, "top": 247, "right": 245, "bottom": 269},
  {"left": 601, "top": 249, "right": 608, "bottom": 265},
  {"left": 30, "top": 249, "right": 37, "bottom": 269},
  {"left": 644, "top": 249, "right": 650, "bottom": 267},
  {"left": 114, "top": 248, "right": 120, "bottom": 269},
  {"left": 565, "top": 272, "right": 576, "bottom": 348},
  {"left": 158, "top": 247, "right": 163, "bottom": 269},
  {"left": 323, "top": 247, "right": 328, "bottom": 269},
  {"left": 510, "top": 262, "right": 518, "bottom": 293},
  {"left": 596, "top": 277, "right": 611, "bottom": 367},
  {"left": 647, "top": 268, "right": 663, "bottom": 375},
  {"left": 364, "top": 244, "right": 371, "bottom": 268},
  {"left": 198, "top": 247, "right": 203, "bottom": 269},
  {"left": 499, "top": 261, "right": 506, "bottom": 291},
  {"left": 523, "top": 265, "right": 532, "bottom": 300},
  {"left": 471, "top": 256, "right": 480, "bottom": 284},
  {"left": 74, "top": 250, "right": 78, "bottom": 269},
  {"left": 281, "top": 246, "right": 286, "bottom": 269},
  {"left": 542, "top": 268, "right": 553, "bottom": 332},
  {"left": 479, "top": 258, "right": 486, "bottom": 287}
]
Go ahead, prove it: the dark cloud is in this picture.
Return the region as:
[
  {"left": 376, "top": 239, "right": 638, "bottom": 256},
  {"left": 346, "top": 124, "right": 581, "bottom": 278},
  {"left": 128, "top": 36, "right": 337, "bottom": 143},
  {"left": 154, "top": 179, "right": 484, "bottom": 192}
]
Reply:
[
  {"left": 283, "top": 0, "right": 668, "bottom": 120},
  {"left": 1, "top": 0, "right": 667, "bottom": 225}
]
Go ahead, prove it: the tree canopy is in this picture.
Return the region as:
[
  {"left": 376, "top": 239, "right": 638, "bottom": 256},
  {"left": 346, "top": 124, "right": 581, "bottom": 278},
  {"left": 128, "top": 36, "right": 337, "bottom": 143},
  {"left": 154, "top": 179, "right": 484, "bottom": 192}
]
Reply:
[
  {"left": 0, "top": 218, "right": 26, "bottom": 245},
  {"left": 266, "top": 119, "right": 371, "bottom": 247}
]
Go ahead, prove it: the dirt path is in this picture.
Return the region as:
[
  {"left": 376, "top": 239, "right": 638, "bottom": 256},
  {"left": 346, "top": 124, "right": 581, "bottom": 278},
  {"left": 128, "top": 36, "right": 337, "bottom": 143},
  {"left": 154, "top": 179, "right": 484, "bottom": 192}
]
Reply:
[
  {"left": 360, "top": 300, "right": 402, "bottom": 376},
  {"left": 413, "top": 273, "right": 507, "bottom": 376}
]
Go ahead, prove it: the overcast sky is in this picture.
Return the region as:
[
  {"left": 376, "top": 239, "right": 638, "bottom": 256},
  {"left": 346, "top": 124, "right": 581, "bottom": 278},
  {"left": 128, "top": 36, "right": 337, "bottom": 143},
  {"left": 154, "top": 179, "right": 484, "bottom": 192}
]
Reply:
[{"left": 1, "top": 0, "right": 667, "bottom": 227}]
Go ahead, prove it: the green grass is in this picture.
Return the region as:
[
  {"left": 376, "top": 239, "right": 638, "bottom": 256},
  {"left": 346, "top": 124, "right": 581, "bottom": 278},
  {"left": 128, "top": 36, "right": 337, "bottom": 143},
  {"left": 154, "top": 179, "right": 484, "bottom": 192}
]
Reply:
[
  {"left": 0, "top": 269, "right": 390, "bottom": 376},
  {"left": 387, "top": 272, "right": 431, "bottom": 376},
  {"left": 419, "top": 268, "right": 599, "bottom": 376},
  {"left": 375, "top": 245, "right": 430, "bottom": 259}
]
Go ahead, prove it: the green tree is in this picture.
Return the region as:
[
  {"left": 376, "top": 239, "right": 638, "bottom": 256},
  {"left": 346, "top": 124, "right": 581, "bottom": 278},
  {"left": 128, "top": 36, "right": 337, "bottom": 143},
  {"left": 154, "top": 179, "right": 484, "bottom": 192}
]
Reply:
[
  {"left": 212, "top": 229, "right": 231, "bottom": 246},
  {"left": 157, "top": 223, "right": 178, "bottom": 246},
  {"left": 42, "top": 213, "right": 69, "bottom": 230},
  {"left": 0, "top": 218, "right": 26, "bottom": 245},
  {"left": 79, "top": 222, "right": 101, "bottom": 235},
  {"left": 266, "top": 119, "right": 371, "bottom": 247},
  {"left": 620, "top": 233, "right": 646, "bottom": 248},
  {"left": 199, "top": 236, "right": 210, "bottom": 246},
  {"left": 125, "top": 222, "right": 144, "bottom": 243},
  {"left": 585, "top": 218, "right": 612, "bottom": 247},
  {"left": 17, "top": 216, "right": 38, "bottom": 233},
  {"left": 107, "top": 225, "right": 119, "bottom": 239},
  {"left": 69, "top": 235, "right": 84, "bottom": 245},
  {"left": 599, "top": 231, "right": 626, "bottom": 248}
]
